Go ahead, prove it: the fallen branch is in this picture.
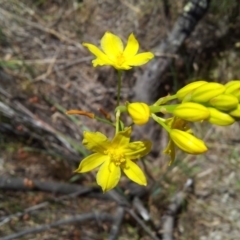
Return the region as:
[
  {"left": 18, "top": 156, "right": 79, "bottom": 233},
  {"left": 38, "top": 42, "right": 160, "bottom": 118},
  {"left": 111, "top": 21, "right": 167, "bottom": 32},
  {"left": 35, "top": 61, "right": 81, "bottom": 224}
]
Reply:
[
  {"left": 0, "top": 176, "right": 91, "bottom": 194},
  {"left": 0, "top": 189, "right": 95, "bottom": 227},
  {"left": 0, "top": 176, "right": 130, "bottom": 205},
  {"left": 0, "top": 212, "right": 113, "bottom": 240}
]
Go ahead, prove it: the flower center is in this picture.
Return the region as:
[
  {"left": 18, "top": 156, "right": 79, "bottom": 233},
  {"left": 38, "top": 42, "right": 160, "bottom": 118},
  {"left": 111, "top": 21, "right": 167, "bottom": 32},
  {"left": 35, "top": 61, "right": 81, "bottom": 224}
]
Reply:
[
  {"left": 105, "top": 148, "right": 126, "bottom": 166},
  {"left": 116, "top": 53, "right": 125, "bottom": 66}
]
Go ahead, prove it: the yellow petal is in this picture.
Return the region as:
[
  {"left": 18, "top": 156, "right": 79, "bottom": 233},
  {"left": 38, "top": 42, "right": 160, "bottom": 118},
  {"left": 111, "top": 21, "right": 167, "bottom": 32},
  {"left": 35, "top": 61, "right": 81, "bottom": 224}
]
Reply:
[
  {"left": 97, "top": 159, "right": 121, "bottom": 192},
  {"left": 82, "top": 43, "right": 112, "bottom": 66},
  {"left": 124, "top": 52, "right": 154, "bottom": 66},
  {"left": 123, "top": 33, "right": 139, "bottom": 58},
  {"left": 111, "top": 127, "right": 132, "bottom": 148},
  {"left": 122, "top": 159, "right": 147, "bottom": 186},
  {"left": 83, "top": 131, "right": 111, "bottom": 153},
  {"left": 123, "top": 141, "right": 152, "bottom": 158},
  {"left": 75, "top": 153, "right": 107, "bottom": 173},
  {"left": 115, "top": 62, "right": 132, "bottom": 70},
  {"left": 100, "top": 32, "right": 123, "bottom": 61}
]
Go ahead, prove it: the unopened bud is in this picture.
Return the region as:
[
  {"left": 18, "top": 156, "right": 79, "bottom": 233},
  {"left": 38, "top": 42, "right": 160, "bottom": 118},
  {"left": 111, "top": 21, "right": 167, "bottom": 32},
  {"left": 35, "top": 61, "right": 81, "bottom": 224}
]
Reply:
[
  {"left": 176, "top": 81, "right": 207, "bottom": 101},
  {"left": 224, "top": 80, "right": 240, "bottom": 93},
  {"left": 170, "top": 129, "right": 207, "bottom": 154},
  {"left": 127, "top": 102, "right": 150, "bottom": 125},
  {"left": 173, "top": 102, "right": 210, "bottom": 121},
  {"left": 209, "top": 94, "right": 238, "bottom": 111},
  {"left": 191, "top": 82, "right": 225, "bottom": 103},
  {"left": 207, "top": 107, "right": 235, "bottom": 126},
  {"left": 229, "top": 104, "right": 240, "bottom": 118}
]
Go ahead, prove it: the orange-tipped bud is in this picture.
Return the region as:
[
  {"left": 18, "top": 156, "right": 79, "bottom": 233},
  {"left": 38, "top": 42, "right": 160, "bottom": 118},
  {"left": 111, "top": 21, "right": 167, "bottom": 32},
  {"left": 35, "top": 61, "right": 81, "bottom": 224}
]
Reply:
[{"left": 66, "top": 110, "right": 94, "bottom": 119}]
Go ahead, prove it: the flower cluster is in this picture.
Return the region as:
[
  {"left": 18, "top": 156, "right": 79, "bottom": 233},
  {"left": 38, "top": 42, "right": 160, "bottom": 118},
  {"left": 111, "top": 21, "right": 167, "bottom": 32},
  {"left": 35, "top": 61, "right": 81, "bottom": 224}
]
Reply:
[{"left": 67, "top": 31, "right": 240, "bottom": 192}]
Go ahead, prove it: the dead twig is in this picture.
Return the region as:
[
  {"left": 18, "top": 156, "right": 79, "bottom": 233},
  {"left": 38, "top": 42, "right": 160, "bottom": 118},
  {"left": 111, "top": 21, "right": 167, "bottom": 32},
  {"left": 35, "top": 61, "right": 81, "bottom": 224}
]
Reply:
[
  {"left": 108, "top": 207, "right": 125, "bottom": 240},
  {"left": 0, "top": 176, "right": 92, "bottom": 195},
  {"left": 126, "top": 208, "right": 160, "bottom": 240},
  {"left": 162, "top": 178, "right": 194, "bottom": 240},
  {"left": 0, "top": 189, "right": 94, "bottom": 227},
  {"left": 0, "top": 212, "right": 114, "bottom": 240}
]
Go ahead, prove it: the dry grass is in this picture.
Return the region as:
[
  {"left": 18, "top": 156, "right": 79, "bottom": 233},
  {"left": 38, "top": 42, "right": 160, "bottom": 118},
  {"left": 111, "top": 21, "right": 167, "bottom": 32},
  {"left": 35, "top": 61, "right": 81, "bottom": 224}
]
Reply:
[{"left": 0, "top": 0, "right": 240, "bottom": 239}]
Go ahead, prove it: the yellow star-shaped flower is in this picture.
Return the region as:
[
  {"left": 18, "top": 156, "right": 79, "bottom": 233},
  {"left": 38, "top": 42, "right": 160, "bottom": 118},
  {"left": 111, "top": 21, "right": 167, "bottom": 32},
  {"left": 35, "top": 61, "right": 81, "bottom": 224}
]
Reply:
[
  {"left": 75, "top": 127, "right": 152, "bottom": 192},
  {"left": 83, "top": 32, "right": 154, "bottom": 70}
]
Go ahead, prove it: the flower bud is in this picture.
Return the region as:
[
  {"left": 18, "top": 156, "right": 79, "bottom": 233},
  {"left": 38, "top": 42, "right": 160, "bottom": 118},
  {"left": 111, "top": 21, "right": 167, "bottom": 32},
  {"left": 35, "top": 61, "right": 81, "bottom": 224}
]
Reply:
[
  {"left": 209, "top": 94, "right": 238, "bottom": 111},
  {"left": 170, "top": 129, "right": 207, "bottom": 154},
  {"left": 127, "top": 102, "right": 150, "bottom": 125},
  {"left": 173, "top": 102, "right": 210, "bottom": 121},
  {"left": 224, "top": 80, "right": 240, "bottom": 93},
  {"left": 234, "top": 91, "right": 240, "bottom": 101},
  {"left": 190, "top": 82, "right": 225, "bottom": 102},
  {"left": 229, "top": 104, "right": 240, "bottom": 118},
  {"left": 176, "top": 81, "right": 207, "bottom": 101},
  {"left": 207, "top": 107, "right": 235, "bottom": 126}
]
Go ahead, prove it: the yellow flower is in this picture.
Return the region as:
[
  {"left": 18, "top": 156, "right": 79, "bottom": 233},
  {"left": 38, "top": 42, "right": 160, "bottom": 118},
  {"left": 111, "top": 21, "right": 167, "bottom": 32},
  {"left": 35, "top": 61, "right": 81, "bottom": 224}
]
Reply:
[
  {"left": 83, "top": 32, "right": 154, "bottom": 70},
  {"left": 75, "top": 127, "right": 152, "bottom": 192},
  {"left": 127, "top": 102, "right": 150, "bottom": 125}
]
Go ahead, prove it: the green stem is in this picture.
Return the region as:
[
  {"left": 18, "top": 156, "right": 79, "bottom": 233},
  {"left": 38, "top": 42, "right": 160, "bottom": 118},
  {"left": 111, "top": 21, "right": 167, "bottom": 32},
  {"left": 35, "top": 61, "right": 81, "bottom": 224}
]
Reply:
[
  {"left": 94, "top": 116, "right": 115, "bottom": 127},
  {"left": 154, "top": 94, "right": 178, "bottom": 106},
  {"left": 151, "top": 113, "right": 171, "bottom": 133},
  {"left": 117, "top": 70, "right": 122, "bottom": 106}
]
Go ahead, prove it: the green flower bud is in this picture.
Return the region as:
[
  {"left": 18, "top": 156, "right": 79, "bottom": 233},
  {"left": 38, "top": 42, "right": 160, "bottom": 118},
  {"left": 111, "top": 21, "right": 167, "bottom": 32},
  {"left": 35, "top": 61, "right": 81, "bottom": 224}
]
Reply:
[
  {"left": 209, "top": 94, "right": 238, "bottom": 111},
  {"left": 173, "top": 102, "right": 210, "bottom": 122},
  {"left": 127, "top": 102, "right": 150, "bottom": 125},
  {"left": 191, "top": 82, "right": 225, "bottom": 103},
  {"left": 229, "top": 104, "right": 240, "bottom": 118},
  {"left": 207, "top": 107, "right": 235, "bottom": 126},
  {"left": 176, "top": 81, "right": 207, "bottom": 101},
  {"left": 170, "top": 129, "right": 207, "bottom": 154}
]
